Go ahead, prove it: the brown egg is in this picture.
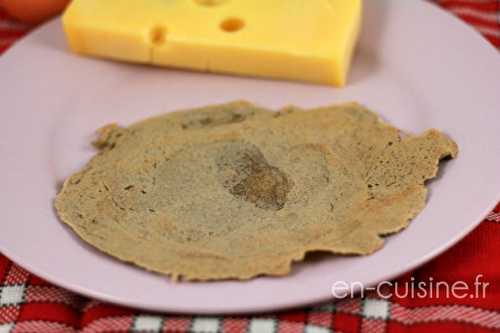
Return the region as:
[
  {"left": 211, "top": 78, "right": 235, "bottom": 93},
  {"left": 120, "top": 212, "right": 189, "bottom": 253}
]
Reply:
[{"left": 2, "top": 0, "right": 70, "bottom": 24}]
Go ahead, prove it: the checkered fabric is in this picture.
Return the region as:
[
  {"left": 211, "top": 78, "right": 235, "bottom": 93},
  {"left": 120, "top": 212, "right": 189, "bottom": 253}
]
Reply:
[{"left": 1, "top": 1, "right": 499, "bottom": 332}]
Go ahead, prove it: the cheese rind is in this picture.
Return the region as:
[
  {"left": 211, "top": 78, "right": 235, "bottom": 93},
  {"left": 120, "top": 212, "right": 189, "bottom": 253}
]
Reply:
[{"left": 63, "top": 0, "right": 362, "bottom": 86}]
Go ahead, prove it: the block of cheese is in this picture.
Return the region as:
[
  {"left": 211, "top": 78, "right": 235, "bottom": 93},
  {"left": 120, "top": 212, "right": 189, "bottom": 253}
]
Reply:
[{"left": 62, "top": 0, "right": 362, "bottom": 86}]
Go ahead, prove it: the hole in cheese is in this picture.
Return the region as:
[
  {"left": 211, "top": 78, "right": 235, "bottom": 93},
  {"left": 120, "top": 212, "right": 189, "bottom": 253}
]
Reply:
[
  {"left": 220, "top": 18, "right": 244, "bottom": 33},
  {"left": 150, "top": 25, "right": 167, "bottom": 45},
  {"left": 194, "top": 0, "right": 227, "bottom": 6}
]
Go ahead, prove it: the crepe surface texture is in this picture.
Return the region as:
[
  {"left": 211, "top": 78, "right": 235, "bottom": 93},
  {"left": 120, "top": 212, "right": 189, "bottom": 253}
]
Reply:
[{"left": 55, "top": 102, "right": 458, "bottom": 281}]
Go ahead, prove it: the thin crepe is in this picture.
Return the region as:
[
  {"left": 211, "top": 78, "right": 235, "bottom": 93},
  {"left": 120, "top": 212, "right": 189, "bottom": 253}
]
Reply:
[{"left": 55, "top": 101, "right": 458, "bottom": 281}]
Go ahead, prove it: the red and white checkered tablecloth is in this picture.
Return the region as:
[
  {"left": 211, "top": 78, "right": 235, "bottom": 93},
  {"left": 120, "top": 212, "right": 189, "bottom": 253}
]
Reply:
[{"left": 1, "top": 1, "right": 499, "bottom": 332}]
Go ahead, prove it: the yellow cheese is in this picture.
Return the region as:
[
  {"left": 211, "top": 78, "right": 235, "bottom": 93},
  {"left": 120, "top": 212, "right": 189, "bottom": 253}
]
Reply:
[{"left": 62, "top": 0, "right": 362, "bottom": 86}]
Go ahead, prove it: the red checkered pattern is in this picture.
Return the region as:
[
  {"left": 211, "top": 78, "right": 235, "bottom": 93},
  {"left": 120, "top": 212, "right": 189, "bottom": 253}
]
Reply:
[{"left": 0, "top": 1, "right": 499, "bottom": 332}]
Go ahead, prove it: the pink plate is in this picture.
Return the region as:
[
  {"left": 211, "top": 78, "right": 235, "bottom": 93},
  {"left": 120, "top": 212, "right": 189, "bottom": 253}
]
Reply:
[{"left": 0, "top": 0, "right": 499, "bottom": 314}]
